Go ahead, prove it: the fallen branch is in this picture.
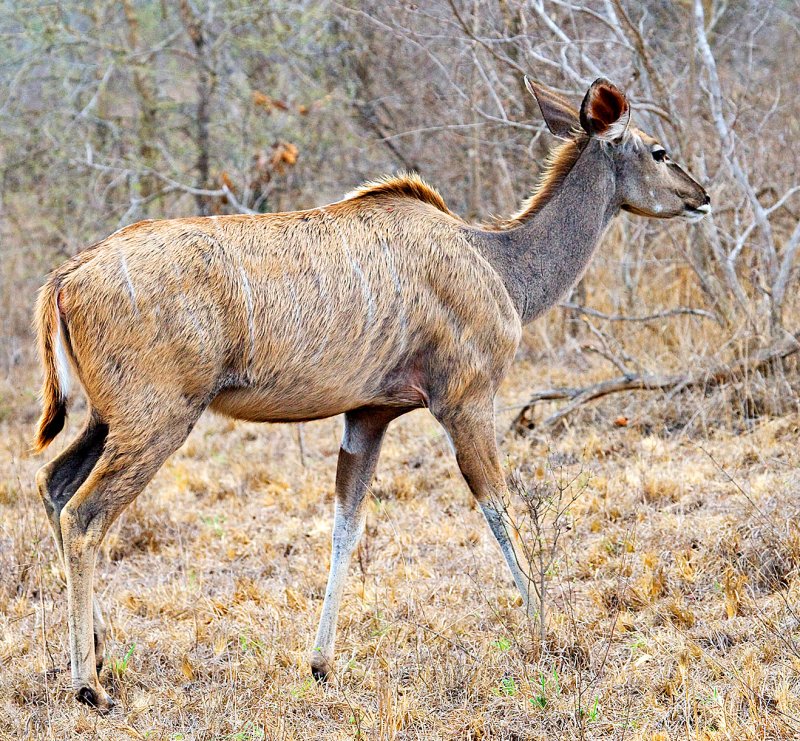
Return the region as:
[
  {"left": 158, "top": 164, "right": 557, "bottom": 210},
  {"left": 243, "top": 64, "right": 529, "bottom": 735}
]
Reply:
[
  {"left": 512, "top": 331, "right": 800, "bottom": 433},
  {"left": 560, "top": 303, "right": 717, "bottom": 323}
]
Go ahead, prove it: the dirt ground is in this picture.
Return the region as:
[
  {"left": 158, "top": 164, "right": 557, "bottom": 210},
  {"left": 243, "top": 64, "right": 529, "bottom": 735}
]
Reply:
[{"left": 1, "top": 354, "right": 800, "bottom": 740}]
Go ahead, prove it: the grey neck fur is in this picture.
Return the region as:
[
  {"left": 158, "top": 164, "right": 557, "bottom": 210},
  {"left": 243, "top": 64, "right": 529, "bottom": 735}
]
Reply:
[{"left": 471, "top": 139, "right": 620, "bottom": 324}]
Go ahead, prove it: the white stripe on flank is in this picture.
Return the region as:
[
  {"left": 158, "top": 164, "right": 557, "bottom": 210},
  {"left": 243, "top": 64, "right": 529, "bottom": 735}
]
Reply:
[
  {"left": 287, "top": 279, "right": 302, "bottom": 327},
  {"left": 284, "top": 279, "right": 304, "bottom": 350},
  {"left": 54, "top": 320, "right": 72, "bottom": 399},
  {"left": 119, "top": 250, "right": 139, "bottom": 315},
  {"left": 239, "top": 266, "right": 256, "bottom": 368},
  {"left": 309, "top": 273, "right": 331, "bottom": 363},
  {"left": 350, "top": 257, "right": 376, "bottom": 326},
  {"left": 180, "top": 292, "right": 205, "bottom": 337},
  {"left": 381, "top": 240, "right": 403, "bottom": 296},
  {"left": 169, "top": 264, "right": 205, "bottom": 339},
  {"left": 381, "top": 239, "right": 407, "bottom": 345},
  {"left": 324, "top": 210, "right": 376, "bottom": 329}
]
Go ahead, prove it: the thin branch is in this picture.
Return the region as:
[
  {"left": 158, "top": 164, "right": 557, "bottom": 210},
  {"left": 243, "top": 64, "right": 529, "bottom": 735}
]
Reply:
[
  {"left": 772, "top": 218, "right": 800, "bottom": 312},
  {"left": 694, "top": 0, "right": 777, "bottom": 280},
  {"left": 512, "top": 331, "right": 800, "bottom": 432},
  {"left": 582, "top": 344, "right": 630, "bottom": 376},
  {"left": 446, "top": 0, "right": 528, "bottom": 78},
  {"left": 560, "top": 303, "right": 718, "bottom": 323}
]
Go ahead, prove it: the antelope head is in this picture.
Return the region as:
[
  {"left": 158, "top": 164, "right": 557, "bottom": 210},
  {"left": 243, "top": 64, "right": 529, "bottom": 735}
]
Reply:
[{"left": 527, "top": 77, "right": 711, "bottom": 222}]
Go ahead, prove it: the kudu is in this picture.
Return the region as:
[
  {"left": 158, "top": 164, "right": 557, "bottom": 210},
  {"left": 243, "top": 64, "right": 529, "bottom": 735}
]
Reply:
[{"left": 34, "top": 77, "right": 709, "bottom": 710}]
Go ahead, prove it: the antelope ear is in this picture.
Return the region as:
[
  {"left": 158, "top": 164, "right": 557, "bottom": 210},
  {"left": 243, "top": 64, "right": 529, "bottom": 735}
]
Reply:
[
  {"left": 525, "top": 76, "right": 580, "bottom": 140},
  {"left": 579, "top": 78, "right": 630, "bottom": 141}
]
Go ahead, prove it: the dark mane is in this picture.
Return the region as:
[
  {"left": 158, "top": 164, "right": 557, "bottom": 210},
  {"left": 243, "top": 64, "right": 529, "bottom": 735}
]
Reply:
[
  {"left": 344, "top": 173, "right": 453, "bottom": 215},
  {"left": 489, "top": 135, "right": 588, "bottom": 229}
]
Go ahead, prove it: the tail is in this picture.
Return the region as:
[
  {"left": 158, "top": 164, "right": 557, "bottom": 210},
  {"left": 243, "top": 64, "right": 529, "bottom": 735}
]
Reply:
[{"left": 33, "top": 276, "right": 72, "bottom": 453}]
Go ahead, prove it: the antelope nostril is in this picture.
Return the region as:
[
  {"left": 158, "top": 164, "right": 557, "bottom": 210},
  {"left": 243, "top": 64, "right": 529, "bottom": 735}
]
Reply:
[{"left": 702, "top": 193, "right": 710, "bottom": 206}]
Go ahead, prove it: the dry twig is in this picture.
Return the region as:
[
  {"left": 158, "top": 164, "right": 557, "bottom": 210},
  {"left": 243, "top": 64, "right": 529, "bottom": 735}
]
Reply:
[{"left": 512, "top": 331, "right": 800, "bottom": 433}]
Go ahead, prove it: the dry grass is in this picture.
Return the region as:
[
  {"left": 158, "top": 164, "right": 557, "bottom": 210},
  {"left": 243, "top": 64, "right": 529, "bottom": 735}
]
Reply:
[{"left": 2, "top": 346, "right": 800, "bottom": 740}]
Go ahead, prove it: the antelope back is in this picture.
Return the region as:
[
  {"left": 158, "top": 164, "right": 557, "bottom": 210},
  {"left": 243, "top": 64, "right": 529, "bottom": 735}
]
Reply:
[{"left": 54, "top": 196, "right": 520, "bottom": 424}]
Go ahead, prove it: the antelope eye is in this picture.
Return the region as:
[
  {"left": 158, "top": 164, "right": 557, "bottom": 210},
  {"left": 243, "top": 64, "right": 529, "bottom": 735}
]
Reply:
[{"left": 652, "top": 148, "right": 667, "bottom": 162}]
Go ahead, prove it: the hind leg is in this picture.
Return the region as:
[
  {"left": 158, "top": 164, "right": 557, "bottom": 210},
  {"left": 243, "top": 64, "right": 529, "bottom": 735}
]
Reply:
[
  {"left": 36, "top": 412, "right": 110, "bottom": 667},
  {"left": 35, "top": 411, "right": 108, "bottom": 559},
  {"left": 310, "top": 407, "right": 400, "bottom": 680},
  {"left": 60, "top": 414, "right": 198, "bottom": 711}
]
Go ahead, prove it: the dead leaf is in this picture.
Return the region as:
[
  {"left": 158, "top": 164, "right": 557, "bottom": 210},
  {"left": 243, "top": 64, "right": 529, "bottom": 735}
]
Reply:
[
  {"left": 252, "top": 91, "right": 289, "bottom": 113},
  {"left": 270, "top": 141, "right": 299, "bottom": 173},
  {"left": 285, "top": 587, "right": 306, "bottom": 610},
  {"left": 181, "top": 654, "right": 195, "bottom": 681}
]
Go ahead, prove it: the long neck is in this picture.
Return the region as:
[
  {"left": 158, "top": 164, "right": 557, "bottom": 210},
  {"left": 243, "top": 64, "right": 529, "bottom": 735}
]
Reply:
[{"left": 472, "top": 139, "right": 619, "bottom": 323}]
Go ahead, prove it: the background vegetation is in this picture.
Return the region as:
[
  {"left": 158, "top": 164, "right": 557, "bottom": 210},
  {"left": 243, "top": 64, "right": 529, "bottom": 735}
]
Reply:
[{"left": 1, "top": 1, "right": 799, "bottom": 738}]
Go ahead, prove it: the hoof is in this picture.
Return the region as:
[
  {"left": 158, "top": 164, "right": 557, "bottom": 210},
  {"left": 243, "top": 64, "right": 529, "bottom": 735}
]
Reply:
[
  {"left": 311, "top": 664, "right": 330, "bottom": 684},
  {"left": 76, "top": 685, "right": 114, "bottom": 713}
]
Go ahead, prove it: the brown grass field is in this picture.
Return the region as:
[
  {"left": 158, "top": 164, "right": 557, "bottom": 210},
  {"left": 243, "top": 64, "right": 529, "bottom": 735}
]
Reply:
[{"left": 2, "top": 283, "right": 800, "bottom": 740}]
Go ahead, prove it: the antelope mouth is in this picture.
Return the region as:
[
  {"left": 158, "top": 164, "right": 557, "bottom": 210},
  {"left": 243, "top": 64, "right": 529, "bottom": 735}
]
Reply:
[{"left": 682, "top": 202, "right": 710, "bottom": 222}]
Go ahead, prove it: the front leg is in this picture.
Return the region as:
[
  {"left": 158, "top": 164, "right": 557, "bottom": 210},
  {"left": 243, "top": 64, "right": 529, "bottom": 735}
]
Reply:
[
  {"left": 310, "top": 407, "right": 400, "bottom": 681},
  {"left": 436, "top": 398, "right": 534, "bottom": 613}
]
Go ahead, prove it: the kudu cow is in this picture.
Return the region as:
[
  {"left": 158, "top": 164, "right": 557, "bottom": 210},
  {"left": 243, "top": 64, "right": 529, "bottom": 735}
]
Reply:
[{"left": 34, "top": 77, "right": 709, "bottom": 709}]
